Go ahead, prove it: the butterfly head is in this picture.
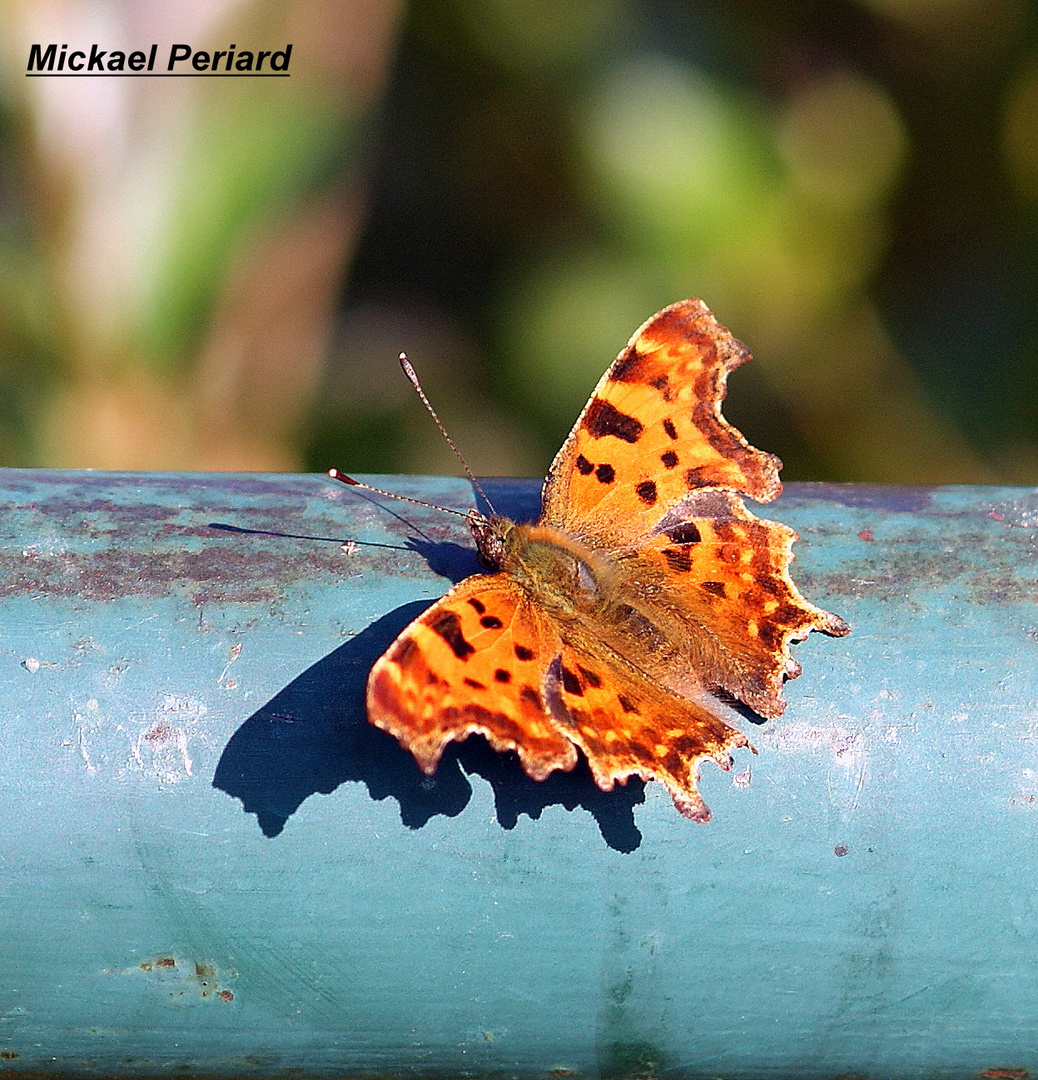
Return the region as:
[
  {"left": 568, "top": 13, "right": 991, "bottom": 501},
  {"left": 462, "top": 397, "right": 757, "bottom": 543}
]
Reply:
[{"left": 467, "top": 510, "right": 514, "bottom": 572}]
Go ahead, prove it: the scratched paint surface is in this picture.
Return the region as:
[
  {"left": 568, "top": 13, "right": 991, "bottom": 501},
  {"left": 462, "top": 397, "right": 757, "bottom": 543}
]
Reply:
[{"left": 0, "top": 470, "right": 1037, "bottom": 1079}]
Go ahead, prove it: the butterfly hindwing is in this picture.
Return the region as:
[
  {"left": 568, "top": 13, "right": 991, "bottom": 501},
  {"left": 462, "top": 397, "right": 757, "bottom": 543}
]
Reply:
[
  {"left": 621, "top": 489, "right": 851, "bottom": 718},
  {"left": 547, "top": 643, "right": 752, "bottom": 822},
  {"left": 542, "top": 298, "right": 782, "bottom": 545}
]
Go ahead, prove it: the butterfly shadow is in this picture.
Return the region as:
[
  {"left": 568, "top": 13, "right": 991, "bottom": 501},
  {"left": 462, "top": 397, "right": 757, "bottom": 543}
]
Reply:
[{"left": 213, "top": 585, "right": 647, "bottom": 854}]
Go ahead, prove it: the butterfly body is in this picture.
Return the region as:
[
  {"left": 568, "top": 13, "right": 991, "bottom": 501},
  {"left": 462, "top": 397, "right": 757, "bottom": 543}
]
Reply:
[
  {"left": 365, "top": 299, "right": 849, "bottom": 821},
  {"left": 485, "top": 518, "right": 723, "bottom": 714}
]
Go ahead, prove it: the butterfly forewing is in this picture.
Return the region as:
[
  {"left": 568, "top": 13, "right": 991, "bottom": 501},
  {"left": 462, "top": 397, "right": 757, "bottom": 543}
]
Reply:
[
  {"left": 542, "top": 298, "right": 782, "bottom": 546},
  {"left": 367, "top": 574, "right": 577, "bottom": 779}
]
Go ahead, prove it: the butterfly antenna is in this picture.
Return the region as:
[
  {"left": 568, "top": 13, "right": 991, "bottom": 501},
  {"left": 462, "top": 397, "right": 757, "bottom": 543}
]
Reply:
[
  {"left": 327, "top": 469, "right": 472, "bottom": 520},
  {"left": 398, "top": 353, "right": 496, "bottom": 515}
]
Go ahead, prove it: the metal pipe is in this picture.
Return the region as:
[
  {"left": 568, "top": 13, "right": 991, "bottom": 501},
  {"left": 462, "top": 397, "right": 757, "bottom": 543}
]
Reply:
[{"left": 1, "top": 470, "right": 1035, "bottom": 1078}]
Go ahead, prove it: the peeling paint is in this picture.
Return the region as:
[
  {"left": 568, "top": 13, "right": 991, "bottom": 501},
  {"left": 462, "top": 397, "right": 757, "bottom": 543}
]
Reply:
[
  {"left": 803, "top": 522, "right": 1038, "bottom": 606},
  {"left": 133, "top": 721, "right": 193, "bottom": 779},
  {"left": 1009, "top": 768, "right": 1038, "bottom": 810},
  {"left": 987, "top": 498, "right": 1038, "bottom": 530},
  {"left": 70, "top": 699, "right": 101, "bottom": 773},
  {"left": 130, "top": 696, "right": 208, "bottom": 783},
  {"left": 3, "top": 472, "right": 1038, "bottom": 1074},
  {"left": 761, "top": 721, "right": 863, "bottom": 763},
  {"left": 760, "top": 721, "right": 867, "bottom": 815},
  {"left": 217, "top": 642, "right": 243, "bottom": 686},
  {"left": 64, "top": 693, "right": 213, "bottom": 785}
]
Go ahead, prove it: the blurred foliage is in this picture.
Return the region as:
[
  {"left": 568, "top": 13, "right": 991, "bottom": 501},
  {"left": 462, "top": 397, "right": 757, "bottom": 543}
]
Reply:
[
  {"left": 321, "top": 0, "right": 1038, "bottom": 483},
  {"left": 1, "top": 0, "right": 1036, "bottom": 482},
  {"left": 0, "top": 0, "right": 401, "bottom": 469}
]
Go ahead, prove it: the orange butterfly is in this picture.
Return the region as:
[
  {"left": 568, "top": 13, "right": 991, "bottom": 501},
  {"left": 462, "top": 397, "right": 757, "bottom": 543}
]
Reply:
[{"left": 355, "top": 299, "right": 848, "bottom": 821}]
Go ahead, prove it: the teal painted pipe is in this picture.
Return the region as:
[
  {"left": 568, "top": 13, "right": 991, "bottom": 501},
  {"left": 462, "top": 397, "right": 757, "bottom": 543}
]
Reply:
[{"left": 1, "top": 470, "right": 1036, "bottom": 1079}]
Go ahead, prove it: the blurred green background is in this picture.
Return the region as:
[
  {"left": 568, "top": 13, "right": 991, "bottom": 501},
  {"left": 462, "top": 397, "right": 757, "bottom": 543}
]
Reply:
[{"left": 1, "top": 0, "right": 1036, "bottom": 483}]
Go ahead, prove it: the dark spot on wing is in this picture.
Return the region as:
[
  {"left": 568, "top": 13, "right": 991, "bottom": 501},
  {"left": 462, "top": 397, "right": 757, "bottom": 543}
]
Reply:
[
  {"left": 663, "top": 418, "right": 678, "bottom": 440},
  {"left": 618, "top": 694, "right": 640, "bottom": 714},
  {"left": 561, "top": 665, "right": 583, "bottom": 696},
  {"left": 662, "top": 547, "right": 692, "bottom": 573},
  {"left": 773, "top": 603, "right": 804, "bottom": 625},
  {"left": 520, "top": 685, "right": 544, "bottom": 710},
  {"left": 463, "top": 677, "right": 486, "bottom": 690},
  {"left": 661, "top": 450, "right": 678, "bottom": 469},
  {"left": 712, "top": 521, "right": 736, "bottom": 542},
  {"left": 666, "top": 522, "right": 702, "bottom": 544},
  {"left": 514, "top": 644, "right": 535, "bottom": 661},
  {"left": 701, "top": 580, "right": 727, "bottom": 597},
  {"left": 595, "top": 463, "right": 616, "bottom": 484},
  {"left": 575, "top": 454, "right": 594, "bottom": 475},
  {"left": 392, "top": 637, "right": 419, "bottom": 665},
  {"left": 567, "top": 707, "right": 591, "bottom": 729},
  {"left": 583, "top": 398, "right": 644, "bottom": 443},
  {"left": 480, "top": 615, "right": 504, "bottom": 629},
  {"left": 757, "top": 575, "right": 782, "bottom": 596},
  {"left": 577, "top": 665, "right": 602, "bottom": 688},
  {"left": 635, "top": 480, "right": 658, "bottom": 505},
  {"left": 610, "top": 350, "right": 643, "bottom": 382},
  {"left": 429, "top": 609, "right": 474, "bottom": 660},
  {"left": 467, "top": 597, "right": 486, "bottom": 614},
  {"left": 685, "top": 465, "right": 713, "bottom": 488},
  {"left": 691, "top": 402, "right": 739, "bottom": 454},
  {"left": 494, "top": 668, "right": 511, "bottom": 683}
]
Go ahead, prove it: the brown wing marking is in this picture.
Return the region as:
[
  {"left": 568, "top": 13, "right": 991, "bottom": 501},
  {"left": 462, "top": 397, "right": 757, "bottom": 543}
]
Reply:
[
  {"left": 548, "top": 644, "right": 753, "bottom": 822},
  {"left": 366, "top": 574, "right": 577, "bottom": 780},
  {"left": 542, "top": 298, "right": 782, "bottom": 544}
]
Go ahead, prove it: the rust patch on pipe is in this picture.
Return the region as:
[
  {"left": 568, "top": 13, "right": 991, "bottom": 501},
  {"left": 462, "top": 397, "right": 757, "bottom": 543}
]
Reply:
[
  {"left": 797, "top": 510, "right": 1038, "bottom": 607},
  {"left": 111, "top": 954, "right": 237, "bottom": 1003},
  {"left": 0, "top": 473, "right": 472, "bottom": 603}
]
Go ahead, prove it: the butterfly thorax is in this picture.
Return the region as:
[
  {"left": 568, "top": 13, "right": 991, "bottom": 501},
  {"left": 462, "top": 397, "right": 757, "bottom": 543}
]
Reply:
[{"left": 470, "top": 512, "right": 620, "bottom": 620}]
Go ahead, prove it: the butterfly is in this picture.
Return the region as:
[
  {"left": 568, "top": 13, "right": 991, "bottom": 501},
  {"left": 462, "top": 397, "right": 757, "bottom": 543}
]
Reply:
[{"left": 357, "top": 299, "right": 849, "bottom": 821}]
